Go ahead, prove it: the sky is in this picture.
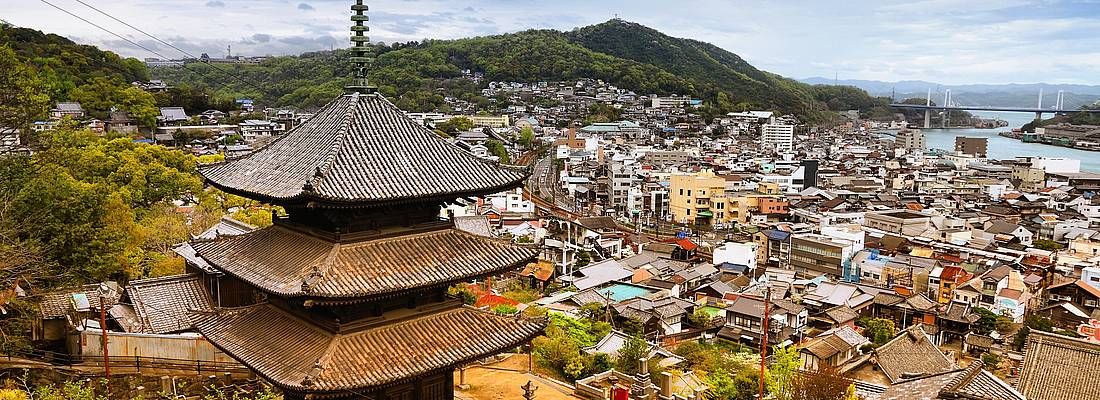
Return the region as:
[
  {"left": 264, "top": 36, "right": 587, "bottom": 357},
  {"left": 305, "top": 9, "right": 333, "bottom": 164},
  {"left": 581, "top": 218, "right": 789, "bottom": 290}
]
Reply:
[{"left": 5, "top": 0, "right": 1100, "bottom": 85}]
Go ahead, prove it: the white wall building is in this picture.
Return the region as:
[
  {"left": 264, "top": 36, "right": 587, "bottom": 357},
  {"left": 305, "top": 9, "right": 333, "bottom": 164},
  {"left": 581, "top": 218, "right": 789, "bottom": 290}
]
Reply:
[{"left": 762, "top": 123, "right": 795, "bottom": 153}]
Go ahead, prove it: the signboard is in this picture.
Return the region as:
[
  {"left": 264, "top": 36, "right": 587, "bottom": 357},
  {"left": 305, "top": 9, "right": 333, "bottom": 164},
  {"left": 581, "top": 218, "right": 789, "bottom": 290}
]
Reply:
[
  {"left": 676, "top": 231, "right": 688, "bottom": 239},
  {"left": 1077, "top": 319, "right": 1100, "bottom": 342}
]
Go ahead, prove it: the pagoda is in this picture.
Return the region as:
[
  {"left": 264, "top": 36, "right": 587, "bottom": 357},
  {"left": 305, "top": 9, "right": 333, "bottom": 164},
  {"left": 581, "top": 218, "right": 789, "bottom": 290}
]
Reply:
[{"left": 187, "top": 2, "right": 545, "bottom": 398}]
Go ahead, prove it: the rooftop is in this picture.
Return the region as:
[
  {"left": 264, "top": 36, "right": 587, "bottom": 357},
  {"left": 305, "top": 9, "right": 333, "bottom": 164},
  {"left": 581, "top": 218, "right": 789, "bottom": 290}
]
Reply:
[{"left": 200, "top": 93, "right": 528, "bottom": 207}]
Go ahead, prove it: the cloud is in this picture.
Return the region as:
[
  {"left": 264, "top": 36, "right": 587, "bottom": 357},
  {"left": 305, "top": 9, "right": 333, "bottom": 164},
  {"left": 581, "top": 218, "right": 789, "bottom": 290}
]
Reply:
[{"left": 6, "top": 0, "right": 1098, "bottom": 84}]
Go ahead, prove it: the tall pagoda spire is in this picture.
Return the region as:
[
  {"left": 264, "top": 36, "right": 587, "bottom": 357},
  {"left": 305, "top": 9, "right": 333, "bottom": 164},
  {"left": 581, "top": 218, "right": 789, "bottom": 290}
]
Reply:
[{"left": 346, "top": 0, "right": 375, "bottom": 92}]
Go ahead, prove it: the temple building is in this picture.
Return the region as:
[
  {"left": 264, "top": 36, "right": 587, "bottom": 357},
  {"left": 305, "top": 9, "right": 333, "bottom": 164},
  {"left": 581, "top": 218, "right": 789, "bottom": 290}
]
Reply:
[{"left": 186, "top": 2, "right": 545, "bottom": 398}]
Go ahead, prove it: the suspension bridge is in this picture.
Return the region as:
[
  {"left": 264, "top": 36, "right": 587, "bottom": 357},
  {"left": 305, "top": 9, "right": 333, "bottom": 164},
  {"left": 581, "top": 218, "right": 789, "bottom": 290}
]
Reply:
[{"left": 889, "top": 88, "right": 1100, "bottom": 128}]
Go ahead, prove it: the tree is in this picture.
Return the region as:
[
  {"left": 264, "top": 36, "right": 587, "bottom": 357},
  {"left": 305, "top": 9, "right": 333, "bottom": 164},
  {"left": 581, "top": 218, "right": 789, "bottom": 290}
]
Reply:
[
  {"left": 973, "top": 307, "right": 1000, "bottom": 335},
  {"left": 789, "top": 368, "right": 851, "bottom": 400},
  {"left": 575, "top": 250, "right": 592, "bottom": 268},
  {"left": 579, "top": 302, "right": 608, "bottom": 322},
  {"left": 768, "top": 345, "right": 801, "bottom": 400},
  {"left": 862, "top": 318, "right": 897, "bottom": 346},
  {"left": 1033, "top": 239, "right": 1065, "bottom": 251},
  {"left": 0, "top": 46, "right": 49, "bottom": 135},
  {"left": 435, "top": 116, "right": 474, "bottom": 134},
  {"left": 621, "top": 316, "right": 645, "bottom": 336},
  {"left": 615, "top": 334, "right": 649, "bottom": 374},
  {"left": 518, "top": 126, "right": 535, "bottom": 148},
  {"left": 689, "top": 308, "right": 714, "bottom": 327},
  {"left": 485, "top": 140, "right": 510, "bottom": 163},
  {"left": 981, "top": 353, "right": 1001, "bottom": 370},
  {"left": 69, "top": 77, "right": 159, "bottom": 128}
]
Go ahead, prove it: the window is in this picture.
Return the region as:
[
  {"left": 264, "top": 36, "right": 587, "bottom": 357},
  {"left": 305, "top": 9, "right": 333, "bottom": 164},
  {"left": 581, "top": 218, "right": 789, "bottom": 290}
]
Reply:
[
  {"left": 1086, "top": 299, "right": 1098, "bottom": 307},
  {"left": 1091, "top": 276, "right": 1100, "bottom": 283},
  {"left": 688, "top": 190, "right": 692, "bottom": 196},
  {"left": 679, "top": 189, "right": 683, "bottom": 196}
]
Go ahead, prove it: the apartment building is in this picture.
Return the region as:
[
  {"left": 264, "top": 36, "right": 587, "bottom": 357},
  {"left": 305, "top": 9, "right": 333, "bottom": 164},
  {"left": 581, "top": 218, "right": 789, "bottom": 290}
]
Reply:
[
  {"left": 788, "top": 234, "right": 859, "bottom": 278},
  {"left": 669, "top": 170, "right": 730, "bottom": 226},
  {"left": 468, "top": 115, "right": 511, "bottom": 128},
  {"left": 864, "top": 210, "right": 932, "bottom": 237},
  {"left": 954, "top": 136, "right": 988, "bottom": 157},
  {"left": 762, "top": 123, "right": 795, "bottom": 153},
  {"left": 895, "top": 128, "right": 926, "bottom": 154}
]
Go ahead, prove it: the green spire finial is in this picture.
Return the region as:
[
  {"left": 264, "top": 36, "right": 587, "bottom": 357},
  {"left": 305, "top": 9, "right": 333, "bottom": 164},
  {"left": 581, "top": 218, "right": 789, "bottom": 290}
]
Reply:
[{"left": 346, "top": 0, "right": 375, "bottom": 92}]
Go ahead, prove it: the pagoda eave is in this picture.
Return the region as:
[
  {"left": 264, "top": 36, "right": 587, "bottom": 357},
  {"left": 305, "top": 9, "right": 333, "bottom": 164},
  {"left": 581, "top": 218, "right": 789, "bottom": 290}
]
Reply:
[
  {"left": 190, "top": 225, "right": 540, "bottom": 302},
  {"left": 203, "top": 174, "right": 529, "bottom": 210},
  {"left": 190, "top": 303, "right": 546, "bottom": 397}
]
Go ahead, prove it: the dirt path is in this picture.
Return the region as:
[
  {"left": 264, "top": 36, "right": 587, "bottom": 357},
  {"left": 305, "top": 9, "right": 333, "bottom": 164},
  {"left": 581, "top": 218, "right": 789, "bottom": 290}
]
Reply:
[{"left": 455, "top": 354, "right": 581, "bottom": 400}]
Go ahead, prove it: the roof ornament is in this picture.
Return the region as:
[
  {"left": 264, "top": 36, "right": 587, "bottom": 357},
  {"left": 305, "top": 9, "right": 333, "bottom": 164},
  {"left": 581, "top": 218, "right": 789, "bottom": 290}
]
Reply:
[{"left": 345, "top": 0, "right": 376, "bottom": 93}]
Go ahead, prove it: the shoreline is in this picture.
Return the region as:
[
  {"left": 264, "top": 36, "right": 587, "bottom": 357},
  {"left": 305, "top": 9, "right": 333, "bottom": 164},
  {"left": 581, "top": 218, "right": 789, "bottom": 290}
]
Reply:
[{"left": 997, "top": 131, "right": 1100, "bottom": 153}]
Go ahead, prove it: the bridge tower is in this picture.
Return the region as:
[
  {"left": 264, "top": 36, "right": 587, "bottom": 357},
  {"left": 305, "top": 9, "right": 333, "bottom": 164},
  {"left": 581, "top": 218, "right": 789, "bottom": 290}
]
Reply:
[
  {"left": 924, "top": 88, "right": 932, "bottom": 129},
  {"left": 1035, "top": 88, "right": 1044, "bottom": 121},
  {"left": 942, "top": 89, "right": 952, "bottom": 128}
]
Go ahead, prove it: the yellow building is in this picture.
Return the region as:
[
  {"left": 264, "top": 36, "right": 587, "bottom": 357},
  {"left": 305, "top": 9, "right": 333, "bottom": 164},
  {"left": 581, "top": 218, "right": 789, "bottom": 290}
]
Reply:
[
  {"left": 468, "top": 115, "right": 511, "bottom": 128},
  {"left": 671, "top": 171, "right": 788, "bottom": 226},
  {"left": 670, "top": 170, "right": 731, "bottom": 226}
]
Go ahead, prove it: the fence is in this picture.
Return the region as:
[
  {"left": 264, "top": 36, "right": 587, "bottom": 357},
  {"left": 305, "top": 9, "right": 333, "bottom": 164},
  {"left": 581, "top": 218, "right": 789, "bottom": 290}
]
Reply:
[{"left": 4, "top": 348, "right": 250, "bottom": 377}]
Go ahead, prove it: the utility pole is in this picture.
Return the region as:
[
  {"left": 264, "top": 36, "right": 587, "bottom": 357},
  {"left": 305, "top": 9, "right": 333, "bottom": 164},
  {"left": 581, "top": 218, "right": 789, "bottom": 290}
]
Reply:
[
  {"left": 759, "top": 286, "right": 771, "bottom": 400},
  {"left": 98, "top": 283, "right": 112, "bottom": 396}
]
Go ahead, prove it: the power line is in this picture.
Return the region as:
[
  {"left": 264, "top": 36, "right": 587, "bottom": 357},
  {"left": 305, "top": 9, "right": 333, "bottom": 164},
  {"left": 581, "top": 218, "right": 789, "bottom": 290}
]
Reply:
[
  {"left": 35, "top": 0, "right": 246, "bottom": 94},
  {"left": 68, "top": 0, "right": 269, "bottom": 93}
]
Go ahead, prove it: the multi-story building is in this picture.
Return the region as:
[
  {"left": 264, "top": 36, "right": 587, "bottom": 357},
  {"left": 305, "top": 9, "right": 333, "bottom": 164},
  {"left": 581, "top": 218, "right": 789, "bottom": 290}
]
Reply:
[
  {"left": 644, "top": 150, "right": 692, "bottom": 167},
  {"left": 468, "top": 114, "right": 511, "bottom": 128},
  {"left": 762, "top": 123, "right": 795, "bottom": 153},
  {"left": 864, "top": 210, "right": 932, "bottom": 236},
  {"left": 669, "top": 170, "right": 730, "bottom": 226},
  {"left": 895, "top": 128, "right": 926, "bottom": 154},
  {"left": 787, "top": 234, "right": 858, "bottom": 278},
  {"left": 608, "top": 158, "right": 640, "bottom": 213},
  {"left": 954, "top": 136, "right": 988, "bottom": 157}
]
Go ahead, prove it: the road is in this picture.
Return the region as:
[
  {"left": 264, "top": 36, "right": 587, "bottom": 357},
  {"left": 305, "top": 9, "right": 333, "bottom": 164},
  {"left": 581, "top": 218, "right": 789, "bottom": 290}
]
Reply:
[{"left": 527, "top": 155, "right": 576, "bottom": 211}]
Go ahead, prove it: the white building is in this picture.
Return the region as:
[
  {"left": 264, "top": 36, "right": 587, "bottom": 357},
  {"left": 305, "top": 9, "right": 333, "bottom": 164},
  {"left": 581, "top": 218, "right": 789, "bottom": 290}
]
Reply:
[
  {"left": 762, "top": 123, "right": 795, "bottom": 153},
  {"left": 1030, "top": 157, "right": 1081, "bottom": 174},
  {"left": 485, "top": 188, "right": 534, "bottom": 213},
  {"left": 713, "top": 242, "right": 758, "bottom": 271}
]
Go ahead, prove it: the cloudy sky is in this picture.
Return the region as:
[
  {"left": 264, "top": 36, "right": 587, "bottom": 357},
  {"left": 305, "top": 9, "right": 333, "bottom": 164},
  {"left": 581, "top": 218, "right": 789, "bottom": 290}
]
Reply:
[{"left": 5, "top": 0, "right": 1100, "bottom": 85}]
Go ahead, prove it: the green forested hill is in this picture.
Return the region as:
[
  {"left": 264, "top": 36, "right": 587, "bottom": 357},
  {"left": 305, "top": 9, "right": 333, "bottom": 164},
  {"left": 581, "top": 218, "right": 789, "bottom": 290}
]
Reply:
[
  {"left": 567, "top": 20, "right": 815, "bottom": 115},
  {"left": 0, "top": 24, "right": 148, "bottom": 101},
  {"left": 145, "top": 20, "right": 886, "bottom": 121}
]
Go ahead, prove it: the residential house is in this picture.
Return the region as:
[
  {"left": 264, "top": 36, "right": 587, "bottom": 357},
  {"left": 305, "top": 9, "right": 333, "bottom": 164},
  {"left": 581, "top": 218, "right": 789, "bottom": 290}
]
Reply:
[
  {"left": 799, "top": 325, "right": 869, "bottom": 371},
  {"left": 871, "top": 326, "right": 955, "bottom": 384}
]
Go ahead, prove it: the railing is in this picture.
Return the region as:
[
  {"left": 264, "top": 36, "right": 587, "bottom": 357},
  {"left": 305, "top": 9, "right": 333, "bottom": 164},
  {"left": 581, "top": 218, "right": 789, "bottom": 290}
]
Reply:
[{"left": 3, "top": 348, "right": 250, "bottom": 376}]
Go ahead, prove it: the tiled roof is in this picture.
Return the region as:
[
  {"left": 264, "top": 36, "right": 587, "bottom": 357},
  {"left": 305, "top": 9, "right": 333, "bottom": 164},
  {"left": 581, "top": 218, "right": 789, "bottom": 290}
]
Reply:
[
  {"left": 191, "top": 225, "right": 537, "bottom": 300},
  {"left": 191, "top": 302, "right": 544, "bottom": 394},
  {"left": 200, "top": 93, "right": 528, "bottom": 205},
  {"left": 879, "top": 361, "right": 1025, "bottom": 400},
  {"left": 874, "top": 326, "right": 955, "bottom": 383},
  {"left": 1016, "top": 330, "right": 1100, "bottom": 400},
  {"left": 39, "top": 283, "right": 122, "bottom": 318},
  {"left": 125, "top": 274, "right": 213, "bottom": 334}
]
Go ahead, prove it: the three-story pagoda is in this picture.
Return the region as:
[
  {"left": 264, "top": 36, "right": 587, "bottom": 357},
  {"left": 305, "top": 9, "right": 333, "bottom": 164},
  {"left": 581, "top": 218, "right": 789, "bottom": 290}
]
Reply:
[{"left": 188, "top": 2, "right": 545, "bottom": 398}]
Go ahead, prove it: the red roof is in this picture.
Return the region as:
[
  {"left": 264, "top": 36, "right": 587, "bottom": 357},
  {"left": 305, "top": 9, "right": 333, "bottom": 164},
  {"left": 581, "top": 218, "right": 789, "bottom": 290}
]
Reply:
[
  {"left": 676, "top": 239, "right": 698, "bottom": 252},
  {"left": 475, "top": 293, "right": 518, "bottom": 308}
]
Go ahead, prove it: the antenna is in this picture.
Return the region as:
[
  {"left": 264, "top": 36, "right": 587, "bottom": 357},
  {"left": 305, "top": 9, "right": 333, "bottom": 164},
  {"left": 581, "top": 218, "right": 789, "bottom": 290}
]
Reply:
[{"left": 346, "top": 0, "right": 376, "bottom": 92}]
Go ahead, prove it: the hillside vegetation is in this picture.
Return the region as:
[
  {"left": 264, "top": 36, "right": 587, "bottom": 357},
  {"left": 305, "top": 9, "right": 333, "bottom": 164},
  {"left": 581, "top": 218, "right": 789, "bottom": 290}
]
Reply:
[{"left": 150, "top": 20, "right": 888, "bottom": 122}]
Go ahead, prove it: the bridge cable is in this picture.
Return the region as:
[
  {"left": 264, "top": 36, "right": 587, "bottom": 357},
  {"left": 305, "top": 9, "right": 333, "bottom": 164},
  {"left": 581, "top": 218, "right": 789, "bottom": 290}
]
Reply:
[
  {"left": 68, "top": 0, "right": 271, "bottom": 94},
  {"left": 36, "top": 0, "right": 257, "bottom": 94}
]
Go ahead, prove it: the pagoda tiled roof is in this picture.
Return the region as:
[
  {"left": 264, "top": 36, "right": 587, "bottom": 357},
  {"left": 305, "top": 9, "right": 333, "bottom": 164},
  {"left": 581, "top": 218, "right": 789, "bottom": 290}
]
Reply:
[
  {"left": 191, "top": 302, "right": 544, "bottom": 394},
  {"left": 190, "top": 224, "right": 538, "bottom": 300},
  {"left": 200, "top": 92, "right": 528, "bottom": 206}
]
